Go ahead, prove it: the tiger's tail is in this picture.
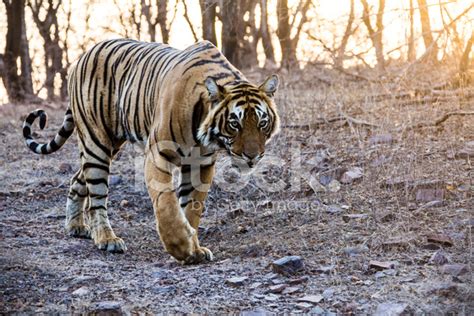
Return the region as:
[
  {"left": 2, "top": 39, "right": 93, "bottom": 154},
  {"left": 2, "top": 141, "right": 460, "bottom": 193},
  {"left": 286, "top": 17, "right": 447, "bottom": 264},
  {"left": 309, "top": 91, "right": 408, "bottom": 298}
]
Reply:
[{"left": 22, "top": 108, "right": 75, "bottom": 154}]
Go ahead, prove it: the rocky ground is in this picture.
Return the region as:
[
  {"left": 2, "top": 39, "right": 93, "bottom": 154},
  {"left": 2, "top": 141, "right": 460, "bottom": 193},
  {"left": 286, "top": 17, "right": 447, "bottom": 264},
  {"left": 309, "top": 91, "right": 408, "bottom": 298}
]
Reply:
[{"left": 0, "top": 71, "right": 473, "bottom": 314}]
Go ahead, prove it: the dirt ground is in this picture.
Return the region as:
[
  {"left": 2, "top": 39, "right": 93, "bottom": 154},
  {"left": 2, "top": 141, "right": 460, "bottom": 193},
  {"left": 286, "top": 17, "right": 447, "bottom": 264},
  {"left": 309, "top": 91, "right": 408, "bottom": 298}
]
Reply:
[{"left": 0, "top": 69, "right": 473, "bottom": 314}]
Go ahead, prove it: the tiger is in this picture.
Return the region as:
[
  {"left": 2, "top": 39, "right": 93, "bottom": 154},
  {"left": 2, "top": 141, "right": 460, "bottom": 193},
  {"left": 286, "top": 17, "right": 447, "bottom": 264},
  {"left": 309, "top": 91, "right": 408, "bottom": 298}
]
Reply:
[{"left": 22, "top": 39, "right": 280, "bottom": 264}]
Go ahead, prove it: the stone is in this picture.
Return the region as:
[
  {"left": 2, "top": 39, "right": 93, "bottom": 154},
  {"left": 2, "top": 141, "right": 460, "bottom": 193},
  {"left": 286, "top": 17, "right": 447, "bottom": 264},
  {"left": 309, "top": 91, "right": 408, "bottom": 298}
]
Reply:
[
  {"left": 90, "top": 301, "right": 123, "bottom": 315},
  {"left": 309, "top": 306, "right": 326, "bottom": 315},
  {"left": 442, "top": 264, "right": 468, "bottom": 277},
  {"left": 288, "top": 276, "right": 309, "bottom": 285},
  {"left": 369, "top": 134, "right": 393, "bottom": 145},
  {"left": 328, "top": 179, "right": 341, "bottom": 192},
  {"left": 340, "top": 167, "right": 363, "bottom": 184},
  {"left": 415, "top": 188, "right": 445, "bottom": 202},
  {"left": 282, "top": 286, "right": 301, "bottom": 295},
  {"left": 322, "top": 288, "right": 335, "bottom": 299},
  {"left": 316, "top": 265, "right": 334, "bottom": 274},
  {"left": 342, "top": 214, "right": 368, "bottom": 222},
  {"left": 426, "top": 233, "right": 453, "bottom": 247},
  {"left": 429, "top": 250, "right": 449, "bottom": 265},
  {"left": 272, "top": 256, "right": 304, "bottom": 275},
  {"left": 343, "top": 245, "right": 369, "bottom": 256},
  {"left": 373, "top": 303, "right": 408, "bottom": 316},
  {"left": 325, "top": 204, "right": 343, "bottom": 214},
  {"left": 369, "top": 260, "right": 395, "bottom": 270},
  {"left": 263, "top": 294, "right": 279, "bottom": 301},
  {"left": 72, "top": 286, "right": 89, "bottom": 296},
  {"left": 119, "top": 199, "right": 129, "bottom": 208},
  {"left": 267, "top": 284, "right": 287, "bottom": 294},
  {"left": 297, "top": 294, "right": 323, "bottom": 304},
  {"left": 456, "top": 141, "right": 474, "bottom": 158},
  {"left": 295, "top": 303, "right": 313, "bottom": 311},
  {"left": 225, "top": 276, "right": 248, "bottom": 287},
  {"left": 58, "top": 163, "right": 73, "bottom": 173}
]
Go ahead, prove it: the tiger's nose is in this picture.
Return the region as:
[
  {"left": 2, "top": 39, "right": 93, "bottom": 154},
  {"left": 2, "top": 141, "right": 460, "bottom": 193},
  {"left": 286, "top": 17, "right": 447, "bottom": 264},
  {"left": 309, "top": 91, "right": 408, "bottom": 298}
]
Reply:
[{"left": 242, "top": 152, "right": 263, "bottom": 167}]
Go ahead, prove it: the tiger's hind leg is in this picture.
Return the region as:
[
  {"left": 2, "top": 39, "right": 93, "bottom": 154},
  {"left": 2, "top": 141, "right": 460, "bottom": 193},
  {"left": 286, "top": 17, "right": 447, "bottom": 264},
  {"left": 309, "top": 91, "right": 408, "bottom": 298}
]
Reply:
[
  {"left": 82, "top": 150, "right": 127, "bottom": 253},
  {"left": 65, "top": 168, "right": 90, "bottom": 238}
]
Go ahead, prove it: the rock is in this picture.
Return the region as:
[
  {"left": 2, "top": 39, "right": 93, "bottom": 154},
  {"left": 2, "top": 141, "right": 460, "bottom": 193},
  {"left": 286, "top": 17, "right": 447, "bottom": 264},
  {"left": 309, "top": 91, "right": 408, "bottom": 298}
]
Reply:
[
  {"left": 319, "top": 175, "right": 333, "bottom": 186},
  {"left": 297, "top": 294, "right": 323, "bottom": 304},
  {"left": 109, "top": 175, "right": 122, "bottom": 186},
  {"left": 241, "top": 309, "right": 270, "bottom": 316},
  {"left": 249, "top": 282, "right": 262, "bottom": 289},
  {"left": 442, "top": 264, "right": 468, "bottom": 277},
  {"left": 342, "top": 213, "right": 368, "bottom": 222},
  {"left": 282, "top": 286, "right": 301, "bottom": 295},
  {"left": 58, "top": 163, "right": 73, "bottom": 173},
  {"left": 263, "top": 294, "right": 279, "bottom": 301},
  {"left": 373, "top": 302, "right": 408, "bottom": 316},
  {"left": 309, "top": 306, "right": 326, "bottom": 315},
  {"left": 455, "top": 141, "right": 474, "bottom": 158},
  {"left": 316, "top": 265, "right": 335, "bottom": 274},
  {"left": 426, "top": 233, "right": 453, "bottom": 247},
  {"left": 72, "top": 286, "right": 89, "bottom": 296},
  {"left": 267, "top": 284, "right": 287, "bottom": 294},
  {"left": 369, "top": 134, "right": 393, "bottom": 145},
  {"left": 225, "top": 276, "right": 248, "bottom": 287},
  {"left": 325, "top": 204, "right": 343, "bottom": 214},
  {"left": 327, "top": 179, "right": 341, "bottom": 192},
  {"left": 272, "top": 256, "right": 304, "bottom": 275},
  {"left": 119, "top": 199, "right": 129, "bottom": 208},
  {"left": 344, "top": 245, "right": 369, "bottom": 256},
  {"left": 90, "top": 301, "right": 123, "bottom": 315},
  {"left": 340, "top": 167, "right": 363, "bottom": 184},
  {"left": 322, "top": 288, "right": 335, "bottom": 299},
  {"left": 237, "top": 225, "right": 248, "bottom": 233},
  {"left": 288, "top": 276, "right": 309, "bottom": 285},
  {"left": 295, "top": 303, "right": 313, "bottom": 311},
  {"left": 415, "top": 188, "right": 445, "bottom": 202},
  {"left": 227, "top": 208, "right": 244, "bottom": 219},
  {"left": 429, "top": 250, "right": 449, "bottom": 265},
  {"left": 369, "top": 260, "right": 395, "bottom": 271}
]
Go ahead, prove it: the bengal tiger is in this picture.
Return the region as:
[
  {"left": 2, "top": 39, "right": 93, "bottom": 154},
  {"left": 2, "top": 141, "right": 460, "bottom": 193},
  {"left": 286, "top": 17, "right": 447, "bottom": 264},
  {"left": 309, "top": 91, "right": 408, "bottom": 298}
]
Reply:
[{"left": 22, "top": 39, "right": 280, "bottom": 264}]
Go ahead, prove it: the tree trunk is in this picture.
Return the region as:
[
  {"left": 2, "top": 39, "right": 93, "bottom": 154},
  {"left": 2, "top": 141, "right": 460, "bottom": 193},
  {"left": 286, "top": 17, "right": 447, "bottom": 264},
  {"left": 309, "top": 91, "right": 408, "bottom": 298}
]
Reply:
[
  {"left": 157, "top": 0, "right": 169, "bottom": 43},
  {"left": 335, "top": 0, "right": 354, "bottom": 68},
  {"left": 407, "top": 0, "right": 416, "bottom": 61},
  {"left": 2, "top": 0, "right": 34, "bottom": 102},
  {"left": 459, "top": 32, "right": 473, "bottom": 83},
  {"left": 221, "top": 0, "right": 240, "bottom": 66},
  {"left": 260, "top": 0, "right": 275, "bottom": 67},
  {"left": 276, "top": 0, "right": 297, "bottom": 69},
  {"left": 361, "top": 0, "right": 385, "bottom": 72},
  {"left": 200, "top": 0, "right": 217, "bottom": 45},
  {"left": 417, "top": 0, "right": 438, "bottom": 63}
]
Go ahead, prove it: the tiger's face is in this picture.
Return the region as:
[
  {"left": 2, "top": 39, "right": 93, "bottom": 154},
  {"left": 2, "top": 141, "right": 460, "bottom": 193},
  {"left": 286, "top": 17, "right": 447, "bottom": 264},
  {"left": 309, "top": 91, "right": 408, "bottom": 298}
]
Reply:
[{"left": 198, "top": 75, "right": 280, "bottom": 171}]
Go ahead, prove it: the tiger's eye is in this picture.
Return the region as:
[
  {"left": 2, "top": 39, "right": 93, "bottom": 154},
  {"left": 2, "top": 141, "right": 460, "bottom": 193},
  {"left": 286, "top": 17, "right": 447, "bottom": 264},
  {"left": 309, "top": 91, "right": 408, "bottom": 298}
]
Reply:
[
  {"left": 259, "top": 120, "right": 269, "bottom": 128},
  {"left": 229, "top": 121, "right": 240, "bottom": 129}
]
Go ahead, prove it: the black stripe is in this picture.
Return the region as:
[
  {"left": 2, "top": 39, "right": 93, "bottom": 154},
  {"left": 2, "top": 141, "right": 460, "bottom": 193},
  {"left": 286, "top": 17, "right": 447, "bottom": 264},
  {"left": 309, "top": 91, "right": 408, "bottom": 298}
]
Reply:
[
  {"left": 49, "top": 141, "right": 59, "bottom": 152},
  {"left": 23, "top": 126, "right": 31, "bottom": 138},
  {"left": 58, "top": 127, "right": 73, "bottom": 138},
  {"left": 83, "top": 162, "right": 110, "bottom": 173},
  {"left": 86, "top": 178, "right": 109, "bottom": 186},
  {"left": 169, "top": 112, "right": 184, "bottom": 156},
  {"left": 180, "top": 200, "right": 191, "bottom": 208},
  {"left": 192, "top": 98, "right": 204, "bottom": 144},
  {"left": 178, "top": 186, "right": 194, "bottom": 198},
  {"left": 89, "top": 205, "right": 107, "bottom": 211}
]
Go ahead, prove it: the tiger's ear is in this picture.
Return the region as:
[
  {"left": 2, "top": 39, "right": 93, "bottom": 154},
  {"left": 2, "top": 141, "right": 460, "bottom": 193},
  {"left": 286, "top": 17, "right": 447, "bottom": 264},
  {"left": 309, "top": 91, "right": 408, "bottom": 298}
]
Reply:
[
  {"left": 259, "top": 74, "right": 279, "bottom": 97},
  {"left": 205, "top": 77, "right": 225, "bottom": 103}
]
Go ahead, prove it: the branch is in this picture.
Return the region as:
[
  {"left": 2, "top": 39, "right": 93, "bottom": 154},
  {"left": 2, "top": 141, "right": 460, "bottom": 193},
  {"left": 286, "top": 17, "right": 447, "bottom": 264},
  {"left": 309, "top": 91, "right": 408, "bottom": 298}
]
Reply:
[
  {"left": 401, "top": 111, "right": 474, "bottom": 131},
  {"left": 181, "top": 0, "right": 198, "bottom": 41}
]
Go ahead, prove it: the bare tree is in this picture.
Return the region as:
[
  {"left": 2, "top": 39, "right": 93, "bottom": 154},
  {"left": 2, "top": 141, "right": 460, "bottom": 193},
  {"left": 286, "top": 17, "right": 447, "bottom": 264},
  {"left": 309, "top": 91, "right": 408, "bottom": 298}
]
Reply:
[
  {"left": 407, "top": 0, "right": 416, "bottom": 61},
  {"left": 199, "top": 0, "right": 217, "bottom": 45},
  {"left": 459, "top": 32, "right": 473, "bottom": 83},
  {"left": 360, "top": 0, "right": 386, "bottom": 72},
  {"left": 335, "top": 0, "right": 355, "bottom": 68},
  {"left": 1, "top": 0, "right": 34, "bottom": 102},
  {"left": 28, "top": 0, "right": 67, "bottom": 100},
  {"left": 221, "top": 0, "right": 240, "bottom": 66},
  {"left": 276, "top": 0, "right": 312, "bottom": 69},
  {"left": 182, "top": 0, "right": 198, "bottom": 42},
  {"left": 260, "top": 0, "right": 276, "bottom": 67},
  {"left": 417, "top": 0, "right": 438, "bottom": 63}
]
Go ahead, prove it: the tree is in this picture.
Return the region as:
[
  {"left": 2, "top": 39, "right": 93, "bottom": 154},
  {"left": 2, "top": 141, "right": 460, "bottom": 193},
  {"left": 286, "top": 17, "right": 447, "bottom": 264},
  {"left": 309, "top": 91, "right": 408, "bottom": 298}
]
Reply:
[
  {"left": 459, "top": 32, "right": 473, "bottom": 83},
  {"left": 417, "top": 0, "right": 438, "bottom": 63},
  {"left": 407, "top": 0, "right": 416, "bottom": 61},
  {"left": 260, "top": 0, "right": 276, "bottom": 67},
  {"left": 28, "top": 0, "right": 67, "bottom": 100},
  {"left": 1, "top": 0, "right": 34, "bottom": 102},
  {"left": 199, "top": 0, "right": 217, "bottom": 45},
  {"left": 360, "top": 0, "right": 386, "bottom": 72},
  {"left": 276, "top": 0, "right": 312, "bottom": 69},
  {"left": 335, "top": 0, "right": 355, "bottom": 68},
  {"left": 141, "top": 0, "right": 171, "bottom": 43},
  {"left": 221, "top": 0, "right": 240, "bottom": 66}
]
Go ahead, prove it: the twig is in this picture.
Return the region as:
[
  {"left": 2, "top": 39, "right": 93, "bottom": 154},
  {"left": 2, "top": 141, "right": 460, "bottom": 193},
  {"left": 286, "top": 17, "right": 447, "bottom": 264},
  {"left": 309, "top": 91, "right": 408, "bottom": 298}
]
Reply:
[{"left": 400, "top": 111, "right": 474, "bottom": 131}]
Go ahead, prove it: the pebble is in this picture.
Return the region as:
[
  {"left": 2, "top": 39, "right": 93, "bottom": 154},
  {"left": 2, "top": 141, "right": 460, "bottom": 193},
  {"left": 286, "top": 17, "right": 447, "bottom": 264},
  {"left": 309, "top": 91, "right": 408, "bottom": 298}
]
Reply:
[
  {"left": 72, "top": 286, "right": 89, "bottom": 296},
  {"left": 225, "top": 276, "right": 248, "bottom": 287},
  {"left": 58, "top": 163, "right": 73, "bottom": 173},
  {"left": 322, "top": 288, "right": 335, "bottom": 299},
  {"left": 369, "top": 134, "right": 393, "bottom": 145},
  {"left": 429, "top": 250, "right": 449, "bottom": 265},
  {"left": 442, "top": 264, "right": 468, "bottom": 277},
  {"left": 272, "top": 256, "right": 304, "bottom": 275},
  {"left": 328, "top": 179, "right": 341, "bottom": 192},
  {"left": 297, "top": 294, "right": 323, "bottom": 304},
  {"left": 267, "top": 284, "right": 287, "bottom": 294},
  {"left": 343, "top": 245, "right": 369, "bottom": 256},
  {"left": 90, "top": 301, "right": 123, "bottom": 314},
  {"left": 295, "top": 303, "right": 313, "bottom": 311},
  {"left": 325, "top": 204, "right": 343, "bottom": 214},
  {"left": 120, "top": 199, "right": 129, "bottom": 207},
  {"left": 282, "top": 286, "right": 301, "bottom": 295},
  {"left": 373, "top": 302, "right": 408, "bottom": 316},
  {"left": 109, "top": 175, "right": 122, "bottom": 186},
  {"left": 340, "top": 167, "right": 363, "bottom": 184}
]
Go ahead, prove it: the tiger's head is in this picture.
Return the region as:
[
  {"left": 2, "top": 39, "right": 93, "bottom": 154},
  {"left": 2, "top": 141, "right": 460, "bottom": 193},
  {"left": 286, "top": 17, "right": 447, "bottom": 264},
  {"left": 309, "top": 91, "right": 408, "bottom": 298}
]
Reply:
[{"left": 197, "top": 75, "right": 280, "bottom": 171}]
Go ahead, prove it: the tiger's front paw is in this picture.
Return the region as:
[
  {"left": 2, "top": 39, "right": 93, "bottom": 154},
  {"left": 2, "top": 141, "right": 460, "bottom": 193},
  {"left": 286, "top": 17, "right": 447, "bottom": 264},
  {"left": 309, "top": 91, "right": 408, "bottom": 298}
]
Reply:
[
  {"left": 66, "top": 224, "right": 91, "bottom": 239},
  {"left": 97, "top": 237, "right": 127, "bottom": 253},
  {"left": 184, "top": 247, "right": 214, "bottom": 264}
]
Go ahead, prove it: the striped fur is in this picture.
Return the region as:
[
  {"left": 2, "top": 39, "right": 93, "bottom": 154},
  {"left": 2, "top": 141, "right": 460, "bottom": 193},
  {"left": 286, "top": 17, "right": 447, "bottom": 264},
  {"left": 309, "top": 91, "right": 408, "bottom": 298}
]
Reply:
[{"left": 22, "top": 39, "right": 280, "bottom": 263}]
